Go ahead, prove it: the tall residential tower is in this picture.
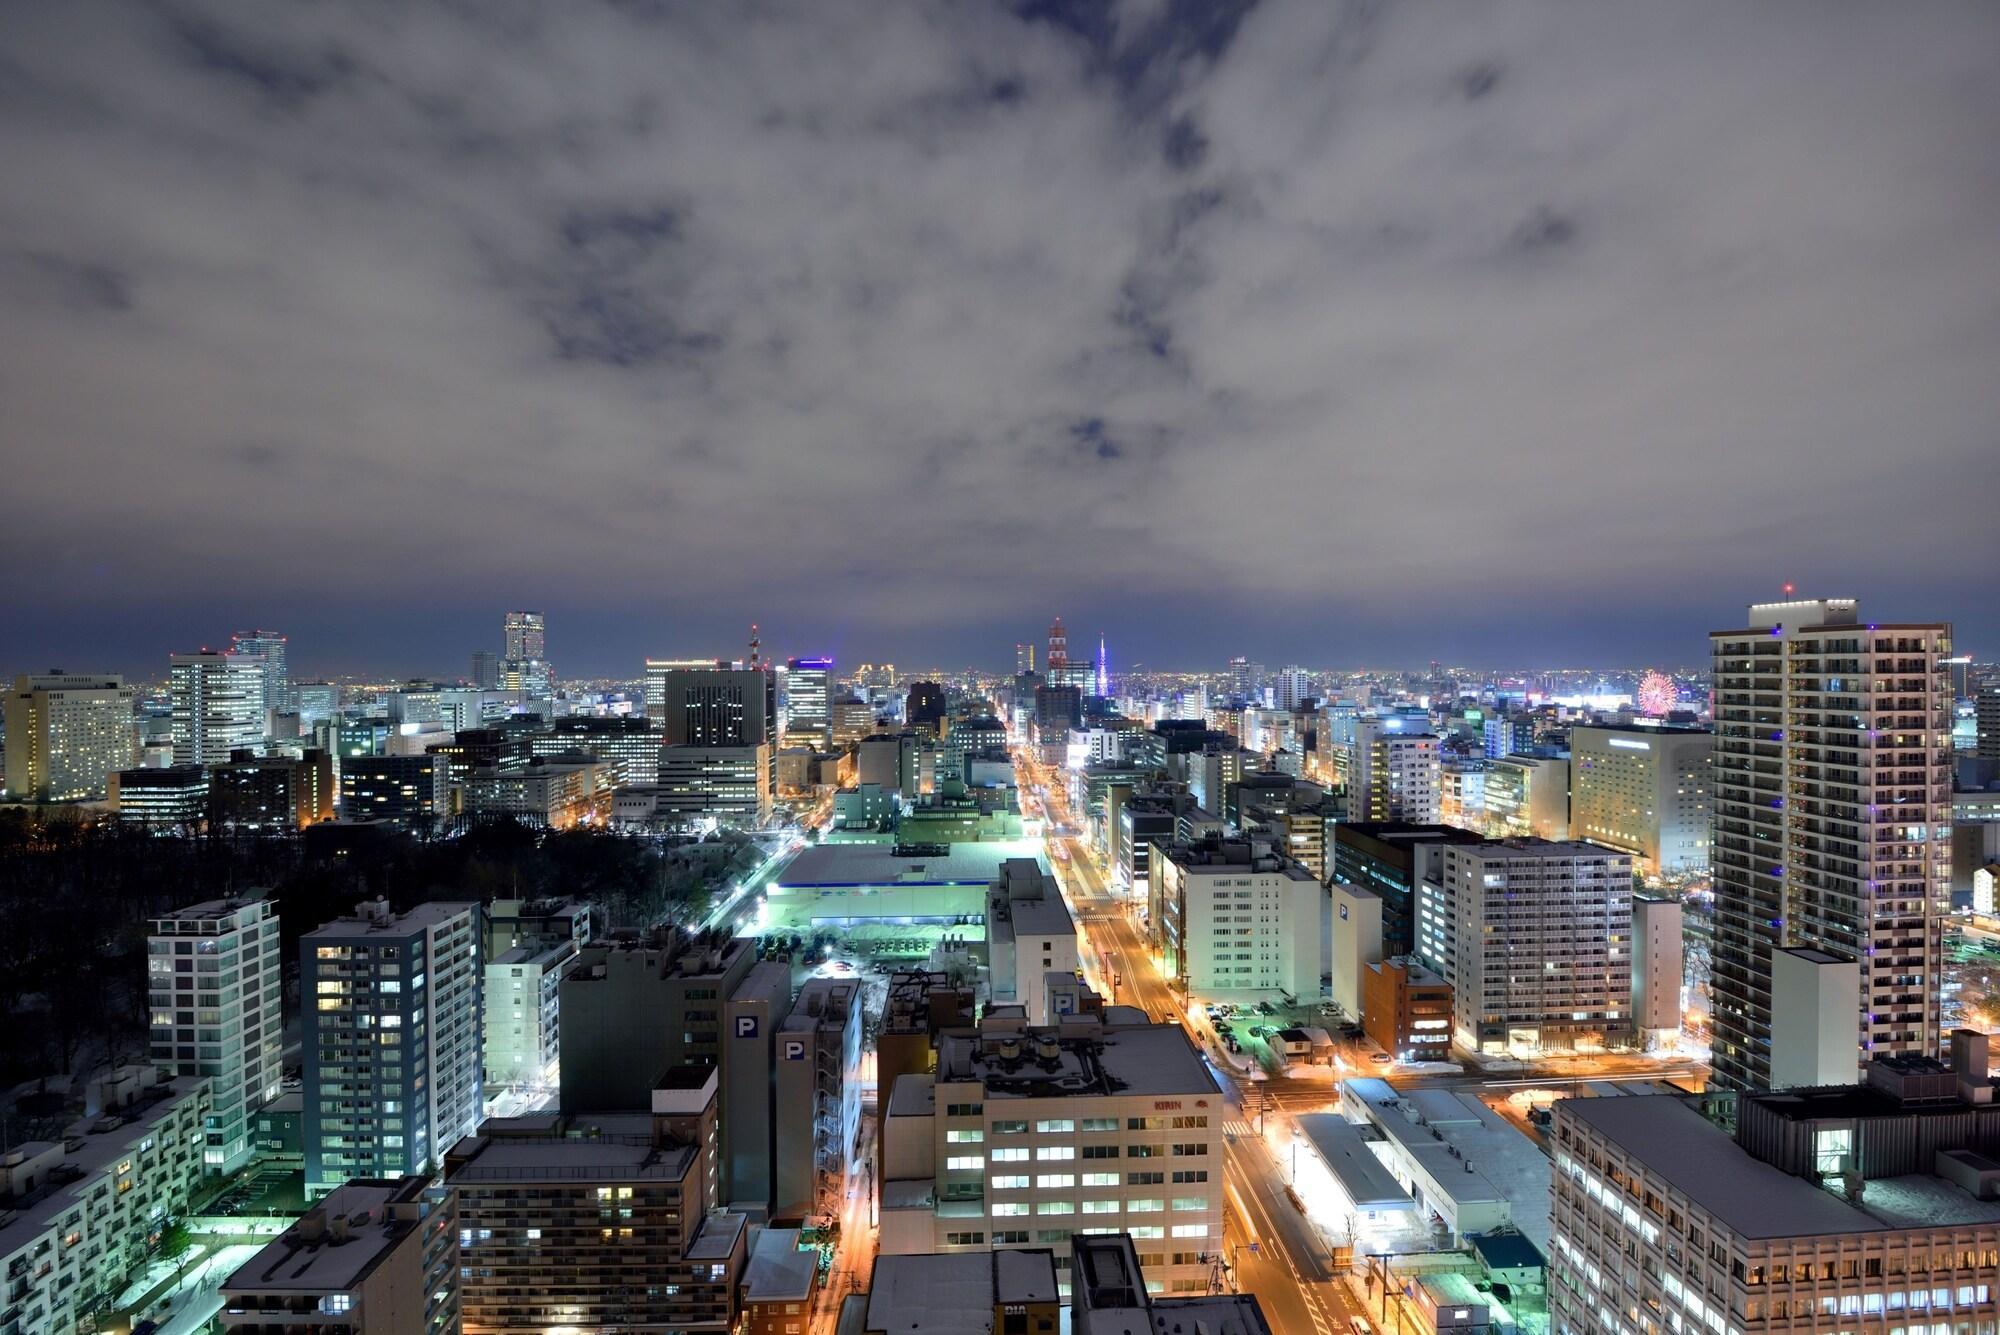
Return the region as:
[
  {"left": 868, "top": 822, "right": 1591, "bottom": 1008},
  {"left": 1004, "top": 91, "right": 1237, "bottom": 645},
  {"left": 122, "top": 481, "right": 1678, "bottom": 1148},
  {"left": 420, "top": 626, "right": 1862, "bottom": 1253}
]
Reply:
[{"left": 1708, "top": 598, "right": 1953, "bottom": 1092}]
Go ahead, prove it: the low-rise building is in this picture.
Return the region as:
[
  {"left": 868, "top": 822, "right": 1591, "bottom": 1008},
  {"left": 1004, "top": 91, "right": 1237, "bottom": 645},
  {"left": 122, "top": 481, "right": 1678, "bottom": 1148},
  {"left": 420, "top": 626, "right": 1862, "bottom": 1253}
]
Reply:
[
  {"left": 1361, "top": 957, "right": 1453, "bottom": 1064},
  {"left": 740, "top": 1226, "right": 818, "bottom": 1335},
  {"left": 111, "top": 762, "right": 209, "bottom": 827},
  {"left": 1340, "top": 1076, "right": 1552, "bottom": 1251},
  {"left": 850, "top": 1249, "right": 1061, "bottom": 1335},
  {"left": 880, "top": 1011, "right": 1225, "bottom": 1297},
  {"left": 219, "top": 1176, "right": 457, "bottom": 1335},
  {"left": 0, "top": 1069, "right": 210, "bottom": 1335}
]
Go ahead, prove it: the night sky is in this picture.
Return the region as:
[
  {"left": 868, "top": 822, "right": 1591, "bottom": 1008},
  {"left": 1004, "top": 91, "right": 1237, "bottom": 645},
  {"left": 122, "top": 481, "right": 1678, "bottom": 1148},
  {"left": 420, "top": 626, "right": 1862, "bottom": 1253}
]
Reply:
[{"left": 3, "top": 2, "right": 1996, "bottom": 680}]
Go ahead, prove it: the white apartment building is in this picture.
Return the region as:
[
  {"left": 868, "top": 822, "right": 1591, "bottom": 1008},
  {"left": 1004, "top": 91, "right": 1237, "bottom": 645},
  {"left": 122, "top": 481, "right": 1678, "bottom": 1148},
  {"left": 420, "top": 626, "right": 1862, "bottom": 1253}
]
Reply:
[
  {"left": 1709, "top": 599, "right": 1954, "bottom": 1093},
  {"left": 0, "top": 1069, "right": 210, "bottom": 1335},
  {"left": 880, "top": 1012, "right": 1225, "bottom": 1298},
  {"left": 169, "top": 650, "right": 267, "bottom": 765},
  {"left": 1419, "top": 838, "right": 1634, "bottom": 1054},
  {"left": 3, "top": 672, "right": 135, "bottom": 802},
  {"left": 1351, "top": 719, "right": 1440, "bottom": 823},
  {"left": 220, "top": 1176, "right": 458, "bottom": 1335},
  {"left": 1570, "top": 725, "right": 1713, "bottom": 875},
  {"left": 302, "top": 900, "right": 484, "bottom": 1197},
  {"left": 987, "top": 858, "right": 1081, "bottom": 1024},
  {"left": 1151, "top": 838, "right": 1323, "bottom": 1002},
  {"left": 1552, "top": 1040, "right": 2000, "bottom": 1335},
  {"left": 148, "top": 897, "right": 284, "bottom": 1174},
  {"left": 481, "top": 939, "right": 572, "bottom": 1095}
]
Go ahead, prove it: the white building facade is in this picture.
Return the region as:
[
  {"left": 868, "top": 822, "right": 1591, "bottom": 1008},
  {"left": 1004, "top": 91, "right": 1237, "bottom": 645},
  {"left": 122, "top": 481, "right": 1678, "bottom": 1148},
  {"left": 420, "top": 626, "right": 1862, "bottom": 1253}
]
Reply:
[{"left": 148, "top": 897, "right": 284, "bottom": 1174}]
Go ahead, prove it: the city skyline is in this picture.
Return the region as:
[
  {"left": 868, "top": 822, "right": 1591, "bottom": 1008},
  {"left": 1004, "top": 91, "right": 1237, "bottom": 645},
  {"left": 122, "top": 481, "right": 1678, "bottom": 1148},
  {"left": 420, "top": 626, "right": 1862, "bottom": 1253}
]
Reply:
[
  {"left": 0, "top": 586, "right": 1969, "bottom": 685},
  {"left": 4, "top": 3, "right": 1997, "bottom": 670}
]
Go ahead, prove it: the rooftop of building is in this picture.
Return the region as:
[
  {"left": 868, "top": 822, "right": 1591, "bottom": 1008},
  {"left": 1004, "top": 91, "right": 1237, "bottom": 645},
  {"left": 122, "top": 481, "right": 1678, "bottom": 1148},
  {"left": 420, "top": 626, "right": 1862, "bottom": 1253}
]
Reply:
[
  {"left": 1296, "top": 1113, "right": 1413, "bottom": 1211},
  {"left": 1559, "top": 1096, "right": 1884, "bottom": 1238},
  {"left": 685, "top": 1210, "right": 747, "bottom": 1261},
  {"left": 488, "top": 940, "right": 574, "bottom": 970},
  {"left": 303, "top": 898, "right": 475, "bottom": 939},
  {"left": 1072, "top": 1234, "right": 1273, "bottom": 1335},
  {"left": 566, "top": 929, "right": 750, "bottom": 981},
  {"left": 776, "top": 840, "right": 1040, "bottom": 888},
  {"left": 1470, "top": 1230, "right": 1547, "bottom": 1274},
  {"left": 990, "top": 859, "right": 1077, "bottom": 939},
  {"left": 222, "top": 1178, "right": 432, "bottom": 1294},
  {"left": 1159, "top": 837, "right": 1317, "bottom": 880},
  {"left": 863, "top": 1250, "right": 1059, "bottom": 1334},
  {"left": 149, "top": 894, "right": 271, "bottom": 926},
  {"left": 936, "top": 1016, "right": 1218, "bottom": 1100},
  {"left": 1343, "top": 1078, "right": 1554, "bottom": 1251},
  {"left": 0, "top": 1070, "right": 209, "bottom": 1250},
  {"left": 886, "top": 1072, "right": 935, "bottom": 1118},
  {"left": 1442, "top": 837, "right": 1630, "bottom": 862},
  {"left": 1571, "top": 723, "right": 1713, "bottom": 738},
  {"left": 1334, "top": 821, "right": 1491, "bottom": 847},
  {"left": 445, "top": 1113, "right": 696, "bottom": 1184},
  {"left": 743, "top": 1227, "right": 817, "bottom": 1303}
]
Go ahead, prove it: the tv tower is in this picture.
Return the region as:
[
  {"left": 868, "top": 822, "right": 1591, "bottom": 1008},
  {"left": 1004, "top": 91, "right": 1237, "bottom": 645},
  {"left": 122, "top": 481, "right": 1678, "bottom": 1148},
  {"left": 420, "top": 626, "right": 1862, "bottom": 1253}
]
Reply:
[
  {"left": 1047, "top": 617, "right": 1068, "bottom": 670},
  {"left": 748, "top": 622, "right": 762, "bottom": 668},
  {"left": 1095, "top": 633, "right": 1109, "bottom": 697}
]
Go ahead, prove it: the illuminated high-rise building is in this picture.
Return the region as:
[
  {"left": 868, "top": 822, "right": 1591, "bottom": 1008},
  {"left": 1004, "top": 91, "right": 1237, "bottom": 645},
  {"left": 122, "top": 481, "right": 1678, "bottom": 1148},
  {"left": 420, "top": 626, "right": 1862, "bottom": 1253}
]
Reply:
[
  {"left": 169, "top": 650, "right": 267, "bottom": 766},
  {"left": 303, "top": 899, "right": 484, "bottom": 1197},
  {"left": 1350, "top": 718, "right": 1440, "bottom": 823},
  {"left": 1709, "top": 598, "right": 1953, "bottom": 1093},
  {"left": 785, "top": 656, "right": 832, "bottom": 744},
  {"left": 148, "top": 896, "right": 283, "bottom": 1174},
  {"left": 503, "top": 610, "right": 545, "bottom": 661},
  {"left": 229, "top": 629, "right": 289, "bottom": 718},
  {"left": 1014, "top": 641, "right": 1036, "bottom": 674},
  {"left": 3, "top": 671, "right": 135, "bottom": 801}
]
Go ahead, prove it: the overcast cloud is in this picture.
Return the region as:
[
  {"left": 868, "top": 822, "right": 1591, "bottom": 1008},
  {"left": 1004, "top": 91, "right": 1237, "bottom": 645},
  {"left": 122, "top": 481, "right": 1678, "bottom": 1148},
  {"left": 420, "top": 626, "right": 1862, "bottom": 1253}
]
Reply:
[{"left": 2, "top": 1, "right": 1996, "bottom": 676}]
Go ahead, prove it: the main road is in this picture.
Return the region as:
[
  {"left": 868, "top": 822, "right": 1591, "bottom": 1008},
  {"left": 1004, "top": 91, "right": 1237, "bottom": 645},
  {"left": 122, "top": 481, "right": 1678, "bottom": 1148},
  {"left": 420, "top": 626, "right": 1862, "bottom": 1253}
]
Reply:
[{"left": 1015, "top": 747, "right": 1365, "bottom": 1335}]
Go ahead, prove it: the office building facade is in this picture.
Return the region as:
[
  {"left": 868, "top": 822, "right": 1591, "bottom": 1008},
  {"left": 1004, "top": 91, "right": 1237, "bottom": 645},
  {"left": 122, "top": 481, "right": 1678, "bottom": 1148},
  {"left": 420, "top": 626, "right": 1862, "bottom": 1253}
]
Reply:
[
  {"left": 170, "top": 650, "right": 267, "bottom": 765},
  {"left": 1150, "top": 837, "right": 1322, "bottom": 1001}
]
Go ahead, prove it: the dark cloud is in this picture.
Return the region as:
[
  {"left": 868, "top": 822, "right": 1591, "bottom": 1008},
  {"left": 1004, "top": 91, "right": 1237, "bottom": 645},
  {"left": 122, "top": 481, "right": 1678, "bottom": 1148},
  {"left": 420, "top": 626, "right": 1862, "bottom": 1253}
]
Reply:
[{"left": 0, "top": 0, "right": 1996, "bottom": 676}]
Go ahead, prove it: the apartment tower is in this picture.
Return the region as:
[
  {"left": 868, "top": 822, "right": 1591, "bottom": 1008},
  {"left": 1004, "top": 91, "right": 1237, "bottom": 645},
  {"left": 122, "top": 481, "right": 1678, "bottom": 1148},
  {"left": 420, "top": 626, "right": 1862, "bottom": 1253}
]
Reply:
[{"left": 1709, "top": 598, "right": 1953, "bottom": 1092}]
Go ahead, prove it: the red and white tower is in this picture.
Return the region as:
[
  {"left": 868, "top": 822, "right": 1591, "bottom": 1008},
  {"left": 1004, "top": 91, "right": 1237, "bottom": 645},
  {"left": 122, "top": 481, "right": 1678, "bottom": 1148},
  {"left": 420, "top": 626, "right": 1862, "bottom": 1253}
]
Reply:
[{"left": 1047, "top": 617, "right": 1068, "bottom": 671}]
